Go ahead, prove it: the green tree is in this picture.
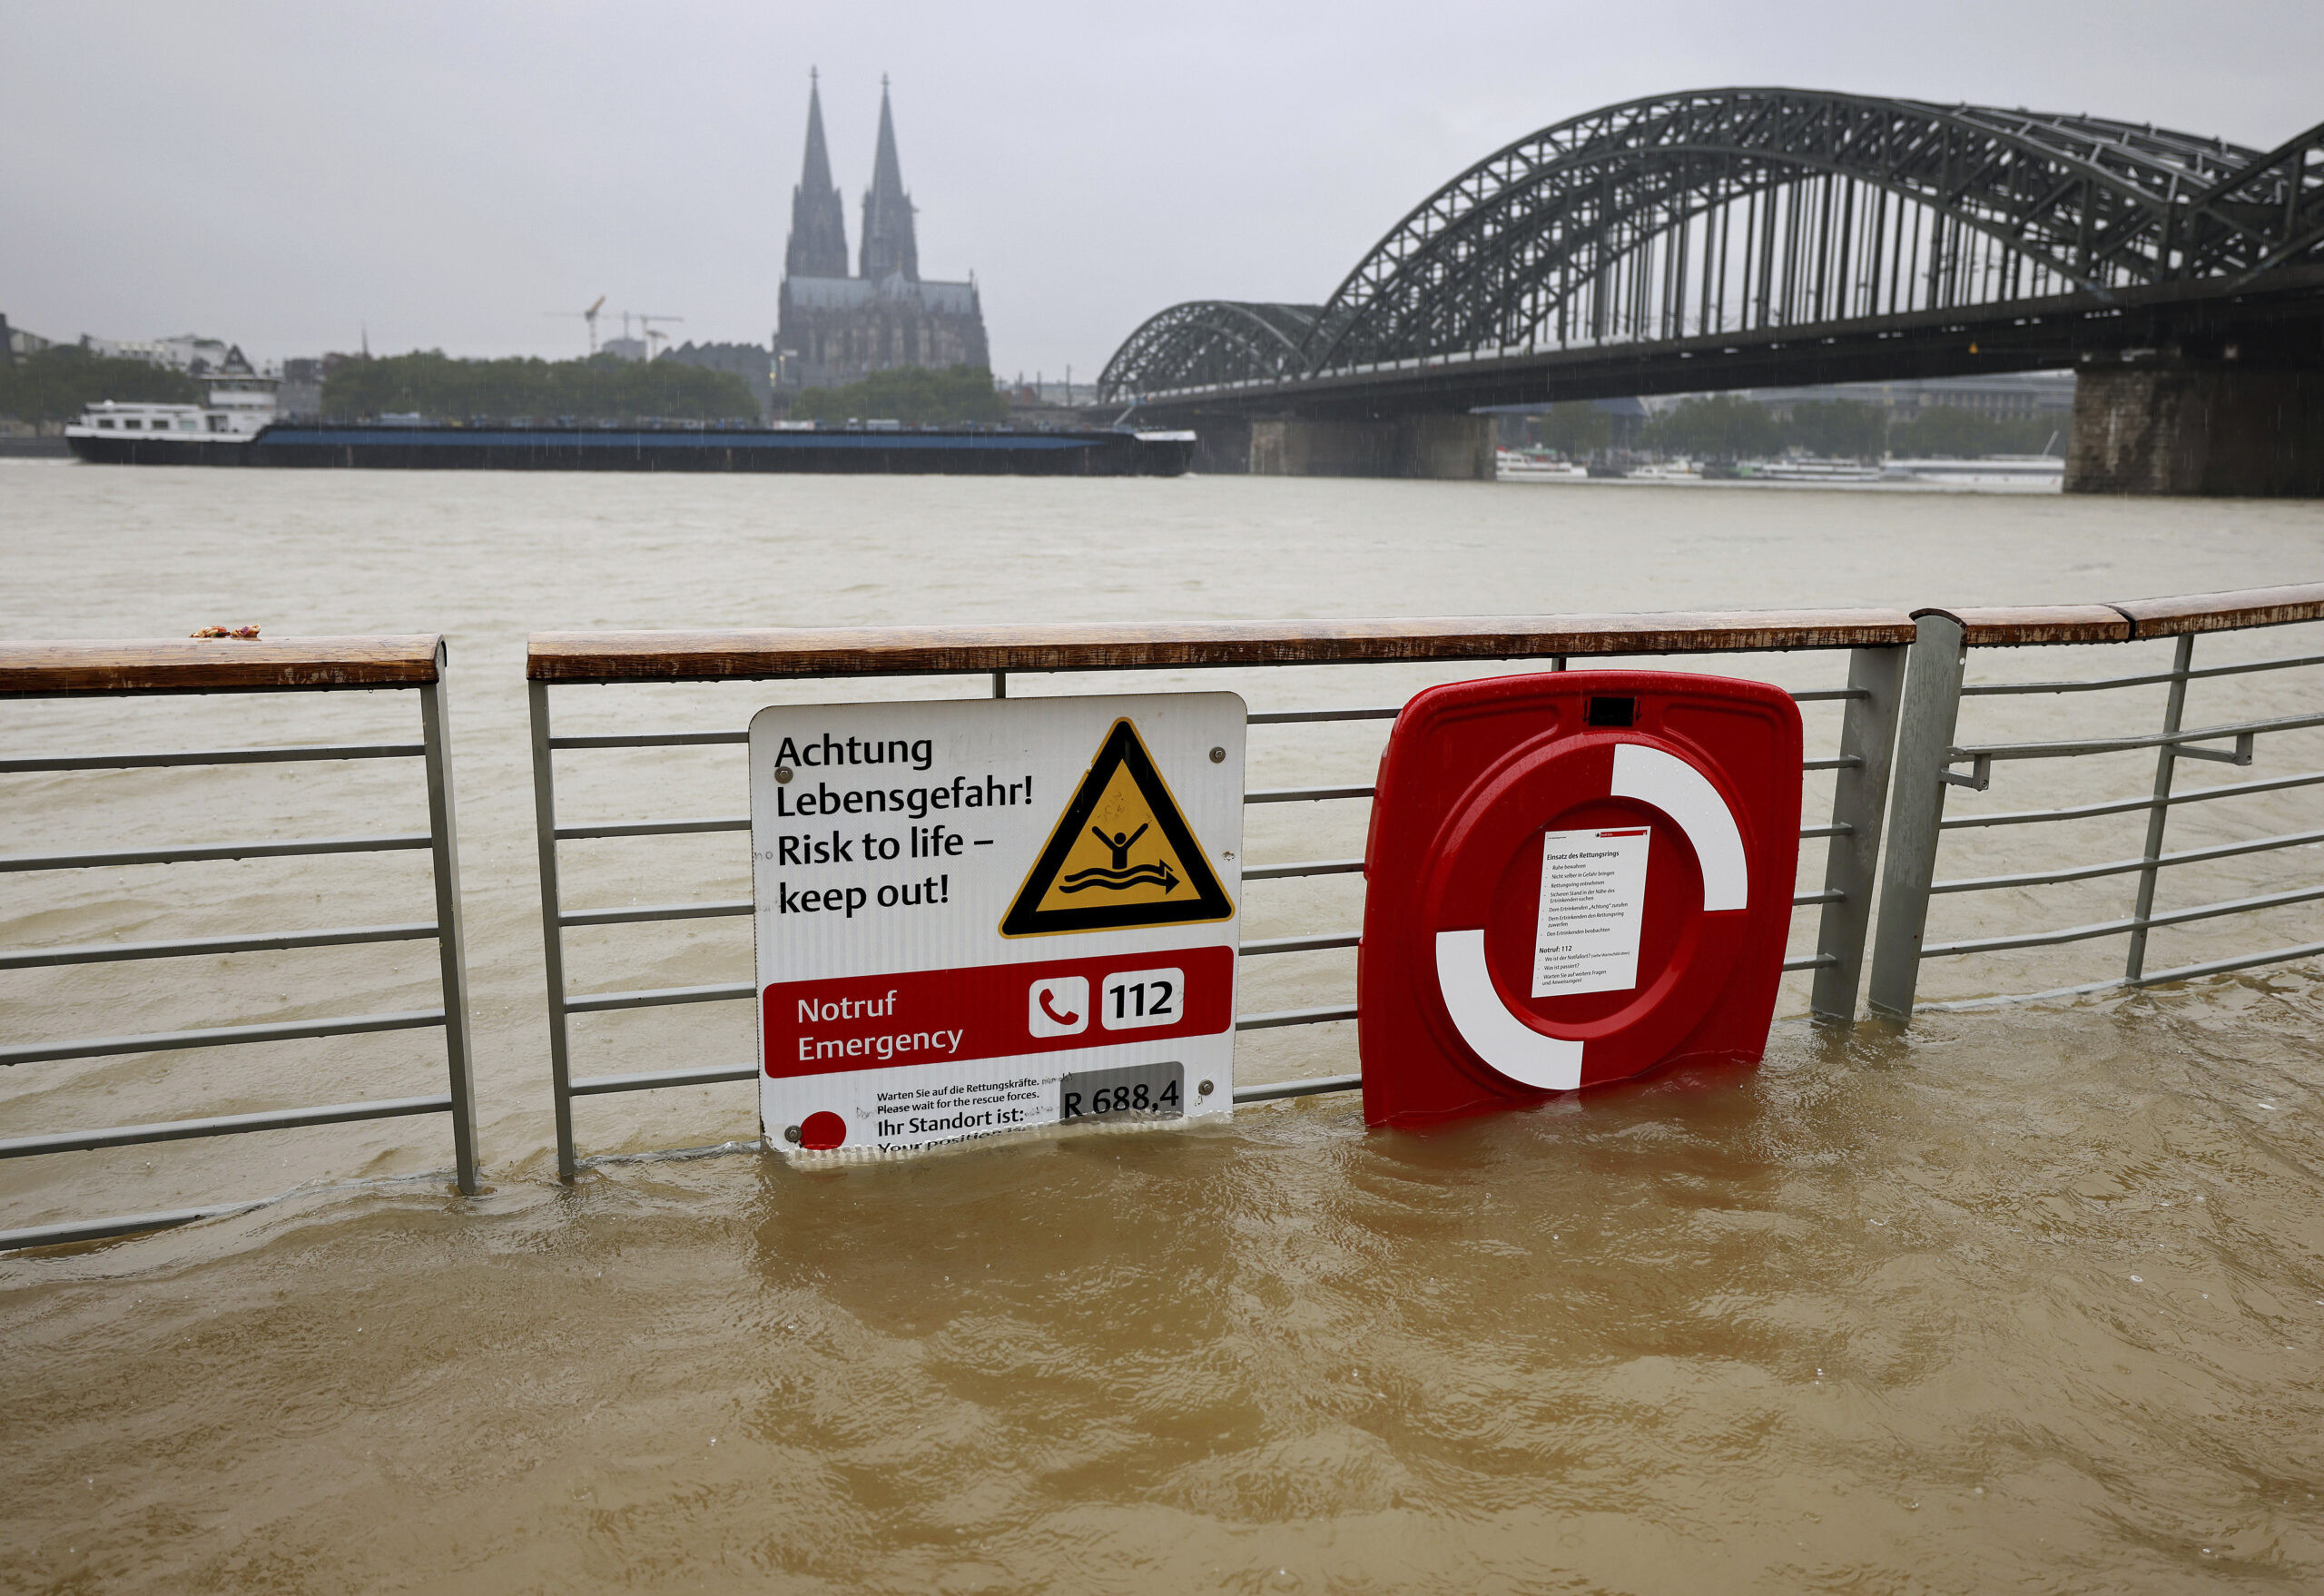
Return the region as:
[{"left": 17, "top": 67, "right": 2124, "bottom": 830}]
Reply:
[
  {"left": 1888, "top": 406, "right": 2060, "bottom": 458},
  {"left": 321, "top": 350, "right": 759, "bottom": 422},
  {"left": 1525, "top": 401, "right": 1612, "bottom": 458},
  {"left": 1783, "top": 400, "right": 1887, "bottom": 461},
  {"left": 1646, "top": 395, "right": 1783, "bottom": 460},
  {"left": 792, "top": 364, "right": 1005, "bottom": 426},
  {"left": 0, "top": 347, "right": 202, "bottom": 425}
]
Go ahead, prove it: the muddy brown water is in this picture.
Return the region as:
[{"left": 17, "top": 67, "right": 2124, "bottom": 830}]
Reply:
[{"left": 3, "top": 461, "right": 2322, "bottom": 1591}]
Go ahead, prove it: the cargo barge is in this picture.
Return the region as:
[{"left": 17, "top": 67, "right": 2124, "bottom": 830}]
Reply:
[
  {"left": 64, "top": 355, "right": 1194, "bottom": 476},
  {"left": 66, "top": 415, "right": 1196, "bottom": 477}
]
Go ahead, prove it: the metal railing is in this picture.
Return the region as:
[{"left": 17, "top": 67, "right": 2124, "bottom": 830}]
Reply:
[
  {"left": 0, "top": 635, "right": 481, "bottom": 1251},
  {"left": 527, "top": 608, "right": 1915, "bottom": 1177},
  {"left": 1868, "top": 584, "right": 2324, "bottom": 1014}
]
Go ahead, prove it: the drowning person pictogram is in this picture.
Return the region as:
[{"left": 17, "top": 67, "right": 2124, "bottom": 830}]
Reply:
[
  {"left": 1059, "top": 823, "right": 1182, "bottom": 894},
  {"left": 1000, "top": 719, "right": 1233, "bottom": 936}
]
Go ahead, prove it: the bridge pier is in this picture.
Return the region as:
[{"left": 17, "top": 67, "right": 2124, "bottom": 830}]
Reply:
[
  {"left": 1241, "top": 415, "right": 1496, "bottom": 480},
  {"left": 2066, "top": 359, "right": 2324, "bottom": 498}
]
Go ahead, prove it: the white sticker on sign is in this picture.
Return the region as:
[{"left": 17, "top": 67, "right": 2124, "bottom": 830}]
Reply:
[{"left": 1531, "top": 827, "right": 1651, "bottom": 999}]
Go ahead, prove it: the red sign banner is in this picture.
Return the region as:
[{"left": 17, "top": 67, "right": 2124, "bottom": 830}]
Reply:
[{"left": 763, "top": 945, "right": 1236, "bottom": 1079}]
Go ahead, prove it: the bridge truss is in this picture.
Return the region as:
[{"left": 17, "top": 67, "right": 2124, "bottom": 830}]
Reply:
[{"left": 1100, "top": 89, "right": 2324, "bottom": 403}]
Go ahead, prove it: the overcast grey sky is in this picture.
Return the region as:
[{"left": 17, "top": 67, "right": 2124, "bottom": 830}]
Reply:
[{"left": 4, "top": 2, "right": 2318, "bottom": 379}]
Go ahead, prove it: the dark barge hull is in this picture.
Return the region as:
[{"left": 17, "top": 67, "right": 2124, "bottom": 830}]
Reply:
[{"left": 68, "top": 424, "right": 1196, "bottom": 477}]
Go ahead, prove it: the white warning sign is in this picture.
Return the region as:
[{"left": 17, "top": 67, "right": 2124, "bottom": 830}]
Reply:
[
  {"left": 750, "top": 693, "right": 1246, "bottom": 1158},
  {"left": 1531, "top": 826, "right": 1650, "bottom": 999}
]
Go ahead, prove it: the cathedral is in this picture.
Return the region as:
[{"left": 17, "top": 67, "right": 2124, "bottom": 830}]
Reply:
[{"left": 775, "top": 77, "right": 990, "bottom": 392}]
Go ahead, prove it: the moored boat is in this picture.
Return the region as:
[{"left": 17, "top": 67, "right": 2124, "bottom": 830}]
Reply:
[
  {"left": 70, "top": 400, "right": 1198, "bottom": 477},
  {"left": 63, "top": 345, "right": 281, "bottom": 465}
]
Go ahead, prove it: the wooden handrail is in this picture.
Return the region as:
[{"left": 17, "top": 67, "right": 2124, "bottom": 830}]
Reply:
[
  {"left": 0, "top": 635, "right": 444, "bottom": 696},
  {"left": 2111, "top": 583, "right": 2324, "bottom": 638},
  {"left": 1913, "top": 605, "right": 2132, "bottom": 647},
  {"left": 1918, "top": 584, "right": 2324, "bottom": 647},
  {"left": 526, "top": 609, "right": 1919, "bottom": 684}
]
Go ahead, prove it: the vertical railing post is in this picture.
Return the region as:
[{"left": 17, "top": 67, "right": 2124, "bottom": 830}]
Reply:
[
  {"left": 1810, "top": 644, "right": 1905, "bottom": 1023},
  {"left": 991, "top": 669, "right": 1007, "bottom": 698},
  {"left": 528, "top": 678, "right": 579, "bottom": 1181},
  {"left": 2126, "top": 633, "right": 2194, "bottom": 982},
  {"left": 1867, "top": 613, "right": 1968, "bottom": 1020},
  {"left": 419, "top": 642, "right": 481, "bottom": 1196}
]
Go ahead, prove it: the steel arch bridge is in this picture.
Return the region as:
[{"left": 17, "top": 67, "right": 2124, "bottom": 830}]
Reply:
[{"left": 1098, "top": 88, "right": 2324, "bottom": 407}]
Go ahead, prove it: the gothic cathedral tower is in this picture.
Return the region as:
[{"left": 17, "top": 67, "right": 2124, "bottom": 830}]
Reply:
[
  {"left": 857, "top": 81, "right": 919, "bottom": 282},
  {"left": 784, "top": 71, "right": 849, "bottom": 280},
  {"left": 775, "top": 74, "right": 989, "bottom": 395}
]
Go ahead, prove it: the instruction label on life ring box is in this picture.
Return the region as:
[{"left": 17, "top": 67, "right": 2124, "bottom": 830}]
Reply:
[
  {"left": 1532, "top": 826, "right": 1651, "bottom": 998},
  {"left": 749, "top": 693, "right": 1245, "bottom": 1158}
]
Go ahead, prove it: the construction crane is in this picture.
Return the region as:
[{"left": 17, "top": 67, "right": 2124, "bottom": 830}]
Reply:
[
  {"left": 617, "top": 310, "right": 685, "bottom": 359},
  {"left": 543, "top": 295, "right": 607, "bottom": 354}
]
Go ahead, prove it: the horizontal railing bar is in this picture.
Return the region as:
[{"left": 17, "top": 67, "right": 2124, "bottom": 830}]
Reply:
[
  {"left": 1784, "top": 953, "right": 1840, "bottom": 970},
  {"left": 527, "top": 610, "right": 1920, "bottom": 684},
  {"left": 562, "top": 981, "right": 755, "bottom": 1014},
  {"left": 2138, "top": 938, "right": 2324, "bottom": 987},
  {"left": 0, "top": 1202, "right": 265, "bottom": 1253},
  {"left": 1942, "top": 769, "right": 2324, "bottom": 829},
  {"left": 555, "top": 815, "right": 750, "bottom": 841},
  {"left": 0, "top": 1094, "right": 453, "bottom": 1159},
  {"left": 567, "top": 1062, "right": 760, "bottom": 1096},
  {"left": 0, "top": 635, "right": 445, "bottom": 698},
  {"left": 547, "top": 731, "right": 749, "bottom": 750},
  {"left": 575, "top": 1138, "right": 764, "bottom": 1170},
  {"left": 1242, "top": 931, "right": 1361, "bottom": 957},
  {"left": 1231, "top": 685, "right": 1865, "bottom": 728},
  {"left": 1235, "top": 1072, "right": 1363, "bottom": 1104},
  {"left": 0, "top": 1008, "right": 446, "bottom": 1066},
  {"left": 1793, "top": 890, "right": 1844, "bottom": 906},
  {"left": 1236, "top": 1003, "right": 1359, "bottom": 1031},
  {"left": 1956, "top": 711, "right": 2324, "bottom": 764},
  {"left": 0, "top": 742, "right": 425, "bottom": 773},
  {"left": 1803, "top": 755, "right": 1865, "bottom": 772},
  {"left": 0, "top": 921, "right": 438, "bottom": 970},
  {"left": 1248, "top": 784, "right": 1374, "bottom": 804},
  {"left": 1925, "top": 604, "right": 2131, "bottom": 648},
  {"left": 1923, "top": 882, "right": 2324, "bottom": 959},
  {"left": 1935, "top": 933, "right": 2324, "bottom": 1012},
  {"left": 1931, "top": 827, "right": 2324, "bottom": 895},
  {"left": 0, "top": 832, "right": 432, "bottom": 872},
  {"left": 1243, "top": 857, "right": 1365, "bottom": 882},
  {"left": 1963, "top": 650, "right": 2324, "bottom": 696},
  {"left": 560, "top": 900, "right": 752, "bottom": 928},
  {"left": 2109, "top": 584, "right": 2324, "bottom": 639},
  {"left": 1248, "top": 706, "right": 1402, "bottom": 724},
  {"left": 1800, "top": 823, "right": 1853, "bottom": 839}
]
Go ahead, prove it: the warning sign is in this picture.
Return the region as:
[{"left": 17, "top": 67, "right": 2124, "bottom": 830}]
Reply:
[
  {"left": 1001, "top": 719, "right": 1234, "bottom": 937},
  {"left": 749, "top": 692, "right": 1246, "bottom": 1158}
]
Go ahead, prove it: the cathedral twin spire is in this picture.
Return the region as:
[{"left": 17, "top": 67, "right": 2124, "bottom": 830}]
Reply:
[{"left": 784, "top": 73, "right": 918, "bottom": 284}]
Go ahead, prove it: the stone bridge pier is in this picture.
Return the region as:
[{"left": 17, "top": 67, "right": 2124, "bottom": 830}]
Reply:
[{"left": 2067, "top": 353, "right": 2324, "bottom": 498}]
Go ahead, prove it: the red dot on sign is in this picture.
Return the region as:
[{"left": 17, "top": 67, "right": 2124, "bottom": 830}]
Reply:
[{"left": 800, "top": 1111, "right": 846, "bottom": 1151}]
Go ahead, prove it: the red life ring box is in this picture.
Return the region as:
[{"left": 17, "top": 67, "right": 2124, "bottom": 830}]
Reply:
[{"left": 1357, "top": 670, "right": 1802, "bottom": 1128}]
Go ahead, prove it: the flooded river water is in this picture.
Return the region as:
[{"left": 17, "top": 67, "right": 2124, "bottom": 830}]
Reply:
[{"left": 4, "top": 460, "right": 2322, "bottom": 1591}]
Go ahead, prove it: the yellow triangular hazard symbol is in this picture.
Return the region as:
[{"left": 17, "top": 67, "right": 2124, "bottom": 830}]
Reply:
[{"left": 1000, "top": 718, "right": 1234, "bottom": 937}]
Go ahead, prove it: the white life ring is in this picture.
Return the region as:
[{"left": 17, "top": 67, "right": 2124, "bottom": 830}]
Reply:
[{"left": 1432, "top": 743, "right": 1749, "bottom": 1090}]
